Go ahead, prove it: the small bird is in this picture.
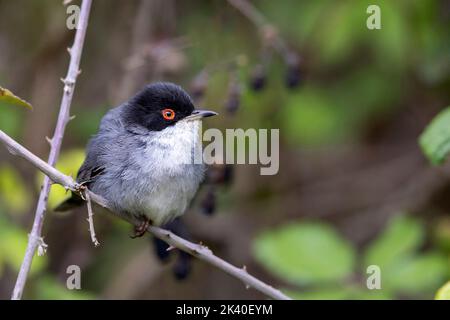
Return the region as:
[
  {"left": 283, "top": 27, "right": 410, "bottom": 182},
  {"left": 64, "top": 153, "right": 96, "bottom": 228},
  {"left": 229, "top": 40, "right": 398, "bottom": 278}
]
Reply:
[{"left": 56, "top": 82, "right": 217, "bottom": 237}]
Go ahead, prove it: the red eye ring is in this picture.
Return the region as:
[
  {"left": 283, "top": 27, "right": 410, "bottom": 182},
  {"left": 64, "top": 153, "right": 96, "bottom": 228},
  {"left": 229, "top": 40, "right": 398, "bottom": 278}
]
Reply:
[{"left": 162, "top": 108, "right": 175, "bottom": 120}]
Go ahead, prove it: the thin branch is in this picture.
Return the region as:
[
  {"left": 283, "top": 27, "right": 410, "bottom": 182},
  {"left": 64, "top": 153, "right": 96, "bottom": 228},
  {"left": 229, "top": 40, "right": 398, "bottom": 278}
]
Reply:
[
  {"left": 0, "top": 129, "right": 291, "bottom": 300},
  {"left": 84, "top": 190, "right": 100, "bottom": 247},
  {"left": 227, "top": 0, "right": 292, "bottom": 62},
  {"left": 11, "top": 0, "right": 92, "bottom": 300}
]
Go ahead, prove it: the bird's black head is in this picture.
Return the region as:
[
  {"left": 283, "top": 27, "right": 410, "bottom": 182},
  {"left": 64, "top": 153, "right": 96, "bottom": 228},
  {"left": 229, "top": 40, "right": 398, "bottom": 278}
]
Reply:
[{"left": 123, "top": 82, "right": 216, "bottom": 132}]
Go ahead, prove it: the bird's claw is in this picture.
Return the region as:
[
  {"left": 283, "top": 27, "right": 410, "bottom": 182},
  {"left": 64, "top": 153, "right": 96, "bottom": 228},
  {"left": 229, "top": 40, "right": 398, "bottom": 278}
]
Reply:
[
  {"left": 74, "top": 183, "right": 88, "bottom": 200},
  {"left": 130, "top": 218, "right": 151, "bottom": 239}
]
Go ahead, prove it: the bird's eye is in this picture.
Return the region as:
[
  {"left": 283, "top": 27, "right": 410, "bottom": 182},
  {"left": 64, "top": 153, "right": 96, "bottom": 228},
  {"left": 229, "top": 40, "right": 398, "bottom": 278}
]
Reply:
[{"left": 161, "top": 108, "right": 175, "bottom": 120}]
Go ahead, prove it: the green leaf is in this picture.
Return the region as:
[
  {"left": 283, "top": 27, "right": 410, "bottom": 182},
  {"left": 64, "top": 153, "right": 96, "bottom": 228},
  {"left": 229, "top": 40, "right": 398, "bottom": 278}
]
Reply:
[
  {"left": 436, "top": 281, "right": 450, "bottom": 300},
  {"left": 253, "top": 222, "right": 356, "bottom": 285},
  {"left": 363, "top": 215, "right": 424, "bottom": 270},
  {"left": 385, "top": 253, "right": 448, "bottom": 295},
  {"left": 0, "top": 86, "right": 32, "bottom": 109},
  {"left": 419, "top": 107, "right": 450, "bottom": 165}
]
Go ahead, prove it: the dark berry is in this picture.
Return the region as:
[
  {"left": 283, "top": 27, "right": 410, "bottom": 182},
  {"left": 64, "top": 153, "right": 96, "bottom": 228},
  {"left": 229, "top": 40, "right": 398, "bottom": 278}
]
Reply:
[
  {"left": 285, "top": 65, "right": 302, "bottom": 89},
  {"left": 284, "top": 52, "right": 302, "bottom": 89},
  {"left": 249, "top": 65, "right": 267, "bottom": 92}
]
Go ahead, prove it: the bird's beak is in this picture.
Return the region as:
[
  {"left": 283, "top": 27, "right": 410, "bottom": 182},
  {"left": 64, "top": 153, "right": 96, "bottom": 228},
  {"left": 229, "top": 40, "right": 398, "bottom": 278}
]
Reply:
[{"left": 184, "top": 109, "right": 218, "bottom": 121}]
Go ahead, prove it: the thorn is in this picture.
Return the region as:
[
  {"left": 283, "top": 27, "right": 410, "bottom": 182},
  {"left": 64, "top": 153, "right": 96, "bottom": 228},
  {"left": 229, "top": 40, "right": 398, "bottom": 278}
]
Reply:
[
  {"left": 166, "top": 245, "right": 176, "bottom": 252},
  {"left": 6, "top": 146, "right": 18, "bottom": 156},
  {"left": 35, "top": 236, "right": 48, "bottom": 256},
  {"left": 245, "top": 284, "right": 251, "bottom": 290},
  {"left": 60, "top": 78, "right": 66, "bottom": 84},
  {"left": 242, "top": 265, "right": 248, "bottom": 272},
  {"left": 67, "top": 47, "right": 72, "bottom": 55},
  {"left": 69, "top": 115, "right": 76, "bottom": 121},
  {"left": 77, "top": 69, "right": 82, "bottom": 76}
]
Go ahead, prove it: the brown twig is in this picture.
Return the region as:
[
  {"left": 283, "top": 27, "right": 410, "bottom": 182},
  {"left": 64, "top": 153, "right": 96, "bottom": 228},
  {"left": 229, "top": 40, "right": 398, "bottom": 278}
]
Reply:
[
  {"left": 10, "top": 0, "right": 92, "bottom": 300},
  {"left": 0, "top": 129, "right": 291, "bottom": 300}
]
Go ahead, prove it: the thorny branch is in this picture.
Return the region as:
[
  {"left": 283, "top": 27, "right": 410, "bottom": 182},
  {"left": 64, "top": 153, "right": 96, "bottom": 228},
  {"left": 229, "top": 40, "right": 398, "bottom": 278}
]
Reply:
[
  {"left": 10, "top": 0, "right": 92, "bottom": 300},
  {"left": 0, "top": 129, "right": 291, "bottom": 300},
  {"left": 227, "top": 0, "right": 292, "bottom": 62}
]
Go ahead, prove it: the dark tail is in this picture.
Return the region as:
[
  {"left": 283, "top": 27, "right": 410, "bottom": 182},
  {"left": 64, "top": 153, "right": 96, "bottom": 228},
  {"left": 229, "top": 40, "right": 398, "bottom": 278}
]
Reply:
[{"left": 54, "top": 193, "right": 84, "bottom": 212}]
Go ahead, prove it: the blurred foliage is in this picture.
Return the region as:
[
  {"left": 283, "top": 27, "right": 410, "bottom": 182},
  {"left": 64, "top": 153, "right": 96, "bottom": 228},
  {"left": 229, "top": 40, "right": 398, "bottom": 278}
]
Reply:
[
  {"left": 433, "top": 217, "right": 450, "bottom": 253},
  {"left": 253, "top": 222, "right": 356, "bottom": 285},
  {"left": 67, "top": 106, "right": 109, "bottom": 143},
  {"left": 0, "top": 164, "right": 31, "bottom": 214},
  {"left": 363, "top": 215, "right": 424, "bottom": 270},
  {"left": 0, "top": 105, "right": 25, "bottom": 139},
  {"left": 419, "top": 107, "right": 450, "bottom": 165},
  {"left": 32, "top": 276, "right": 94, "bottom": 300},
  {"left": 253, "top": 215, "right": 449, "bottom": 299}
]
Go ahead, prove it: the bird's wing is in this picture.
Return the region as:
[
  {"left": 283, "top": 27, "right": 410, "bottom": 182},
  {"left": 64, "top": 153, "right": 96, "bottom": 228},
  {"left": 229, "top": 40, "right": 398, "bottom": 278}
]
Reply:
[
  {"left": 76, "top": 105, "right": 126, "bottom": 186},
  {"left": 76, "top": 161, "right": 105, "bottom": 186}
]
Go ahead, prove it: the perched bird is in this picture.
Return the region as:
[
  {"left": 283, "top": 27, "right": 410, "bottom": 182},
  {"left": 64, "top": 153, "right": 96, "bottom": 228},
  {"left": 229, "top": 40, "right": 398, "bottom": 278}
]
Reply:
[{"left": 56, "top": 82, "right": 217, "bottom": 237}]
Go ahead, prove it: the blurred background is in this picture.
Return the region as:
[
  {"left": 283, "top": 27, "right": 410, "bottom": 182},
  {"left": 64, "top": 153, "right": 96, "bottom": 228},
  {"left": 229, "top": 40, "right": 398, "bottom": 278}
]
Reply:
[{"left": 0, "top": 0, "right": 449, "bottom": 300}]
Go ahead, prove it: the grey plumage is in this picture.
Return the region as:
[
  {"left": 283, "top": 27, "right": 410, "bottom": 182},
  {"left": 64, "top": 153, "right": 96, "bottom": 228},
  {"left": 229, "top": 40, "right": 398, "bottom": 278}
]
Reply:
[{"left": 56, "top": 83, "right": 214, "bottom": 226}]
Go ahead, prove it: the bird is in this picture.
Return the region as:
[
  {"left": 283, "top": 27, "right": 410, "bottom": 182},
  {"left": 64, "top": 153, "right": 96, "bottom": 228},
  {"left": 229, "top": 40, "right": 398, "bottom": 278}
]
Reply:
[{"left": 55, "top": 82, "right": 217, "bottom": 237}]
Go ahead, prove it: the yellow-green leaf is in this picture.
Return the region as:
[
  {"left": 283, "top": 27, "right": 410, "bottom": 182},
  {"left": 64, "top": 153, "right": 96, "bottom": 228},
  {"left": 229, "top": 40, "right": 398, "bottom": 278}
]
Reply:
[
  {"left": 0, "top": 86, "right": 32, "bottom": 110},
  {"left": 436, "top": 281, "right": 450, "bottom": 300}
]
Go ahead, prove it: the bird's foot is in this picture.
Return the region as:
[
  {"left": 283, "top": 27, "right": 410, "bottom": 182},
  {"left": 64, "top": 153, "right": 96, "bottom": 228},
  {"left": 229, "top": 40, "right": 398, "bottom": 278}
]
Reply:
[
  {"left": 130, "top": 218, "right": 152, "bottom": 239},
  {"left": 74, "top": 183, "right": 88, "bottom": 199}
]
